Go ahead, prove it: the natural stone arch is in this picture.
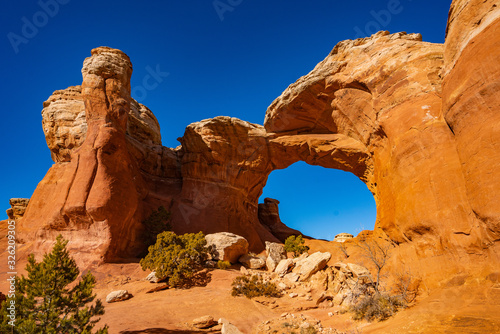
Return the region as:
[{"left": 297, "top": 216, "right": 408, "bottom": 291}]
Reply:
[
  {"left": 260, "top": 31, "right": 475, "bottom": 250},
  {"left": 19, "top": 14, "right": 500, "bottom": 265},
  {"left": 259, "top": 160, "right": 377, "bottom": 241}
]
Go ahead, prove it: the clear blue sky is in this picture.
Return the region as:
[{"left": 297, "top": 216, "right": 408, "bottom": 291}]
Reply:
[{"left": 1, "top": 0, "right": 451, "bottom": 239}]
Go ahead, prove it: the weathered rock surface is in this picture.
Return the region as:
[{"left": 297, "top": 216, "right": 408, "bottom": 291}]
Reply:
[
  {"left": 219, "top": 318, "right": 243, "bottom": 334},
  {"left": 172, "top": 117, "right": 280, "bottom": 251},
  {"left": 333, "top": 233, "right": 353, "bottom": 243},
  {"left": 20, "top": 47, "right": 149, "bottom": 264},
  {"left": 145, "top": 271, "right": 160, "bottom": 283},
  {"left": 327, "top": 263, "right": 374, "bottom": 306},
  {"left": 238, "top": 254, "right": 265, "bottom": 269},
  {"left": 205, "top": 232, "right": 249, "bottom": 263},
  {"left": 265, "top": 30, "right": 460, "bottom": 247},
  {"left": 265, "top": 242, "right": 287, "bottom": 272},
  {"left": 6, "top": 198, "right": 29, "bottom": 220},
  {"left": 442, "top": 0, "right": 500, "bottom": 247},
  {"left": 41, "top": 85, "right": 164, "bottom": 165},
  {"left": 346, "top": 263, "right": 371, "bottom": 278},
  {"left": 106, "top": 290, "right": 132, "bottom": 303},
  {"left": 292, "top": 252, "right": 331, "bottom": 281},
  {"left": 274, "top": 258, "right": 295, "bottom": 277},
  {"left": 41, "top": 86, "right": 86, "bottom": 162}
]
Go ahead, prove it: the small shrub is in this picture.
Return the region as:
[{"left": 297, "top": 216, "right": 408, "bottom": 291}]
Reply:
[
  {"left": 142, "top": 206, "right": 172, "bottom": 247},
  {"left": 301, "top": 327, "right": 317, "bottom": 334},
  {"left": 217, "top": 260, "right": 231, "bottom": 270},
  {"left": 231, "top": 275, "right": 282, "bottom": 299},
  {"left": 284, "top": 235, "right": 309, "bottom": 257},
  {"left": 350, "top": 293, "right": 405, "bottom": 321},
  {"left": 140, "top": 231, "right": 208, "bottom": 287},
  {"left": 394, "top": 268, "right": 421, "bottom": 304}
]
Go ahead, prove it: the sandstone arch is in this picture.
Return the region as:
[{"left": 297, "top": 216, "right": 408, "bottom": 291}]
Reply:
[
  {"left": 258, "top": 161, "right": 377, "bottom": 240},
  {"left": 17, "top": 0, "right": 500, "bottom": 275}
]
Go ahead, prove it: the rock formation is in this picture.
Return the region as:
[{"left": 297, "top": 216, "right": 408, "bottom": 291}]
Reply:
[
  {"left": 172, "top": 117, "right": 281, "bottom": 250},
  {"left": 333, "top": 233, "right": 353, "bottom": 243},
  {"left": 16, "top": 1, "right": 500, "bottom": 287},
  {"left": 20, "top": 47, "right": 152, "bottom": 264},
  {"left": 6, "top": 198, "right": 29, "bottom": 220},
  {"left": 258, "top": 198, "right": 303, "bottom": 242}
]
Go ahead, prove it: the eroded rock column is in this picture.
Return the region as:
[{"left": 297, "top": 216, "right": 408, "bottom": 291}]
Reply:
[{"left": 20, "top": 47, "right": 147, "bottom": 264}]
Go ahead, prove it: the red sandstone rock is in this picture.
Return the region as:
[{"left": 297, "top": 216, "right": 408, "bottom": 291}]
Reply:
[
  {"left": 442, "top": 0, "right": 500, "bottom": 248},
  {"left": 264, "top": 31, "right": 470, "bottom": 249},
  {"left": 16, "top": 2, "right": 500, "bottom": 281},
  {"left": 258, "top": 198, "right": 304, "bottom": 242},
  {"left": 172, "top": 116, "right": 280, "bottom": 250},
  {"left": 20, "top": 47, "right": 148, "bottom": 264}
]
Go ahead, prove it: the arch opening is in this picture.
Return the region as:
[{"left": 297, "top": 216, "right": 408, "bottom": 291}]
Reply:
[{"left": 259, "top": 161, "right": 377, "bottom": 241}]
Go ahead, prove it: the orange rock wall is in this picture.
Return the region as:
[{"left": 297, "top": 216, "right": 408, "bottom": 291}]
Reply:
[{"left": 443, "top": 0, "right": 500, "bottom": 248}]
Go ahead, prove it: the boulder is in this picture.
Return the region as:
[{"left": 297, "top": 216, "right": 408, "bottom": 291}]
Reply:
[
  {"left": 106, "top": 290, "right": 132, "bottom": 303},
  {"left": 334, "top": 263, "right": 348, "bottom": 272},
  {"left": 293, "top": 252, "right": 331, "bottom": 281},
  {"left": 240, "top": 265, "right": 249, "bottom": 276},
  {"left": 265, "top": 242, "right": 286, "bottom": 272},
  {"left": 205, "top": 232, "right": 249, "bottom": 263},
  {"left": 293, "top": 252, "right": 308, "bottom": 264},
  {"left": 192, "top": 315, "right": 217, "bottom": 329},
  {"left": 219, "top": 318, "right": 243, "bottom": 334},
  {"left": 146, "top": 271, "right": 160, "bottom": 283},
  {"left": 346, "top": 263, "right": 371, "bottom": 278},
  {"left": 274, "top": 258, "right": 294, "bottom": 277},
  {"left": 284, "top": 273, "right": 300, "bottom": 283},
  {"left": 310, "top": 270, "right": 328, "bottom": 291},
  {"left": 238, "top": 254, "right": 265, "bottom": 269}
]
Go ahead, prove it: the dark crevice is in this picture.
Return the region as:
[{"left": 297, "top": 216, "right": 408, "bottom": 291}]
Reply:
[
  {"left": 346, "top": 80, "right": 371, "bottom": 94},
  {"left": 446, "top": 120, "right": 455, "bottom": 136},
  {"left": 103, "top": 79, "right": 111, "bottom": 110}
]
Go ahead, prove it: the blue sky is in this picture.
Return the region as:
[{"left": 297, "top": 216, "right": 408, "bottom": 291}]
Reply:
[{"left": 1, "top": 0, "right": 451, "bottom": 239}]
